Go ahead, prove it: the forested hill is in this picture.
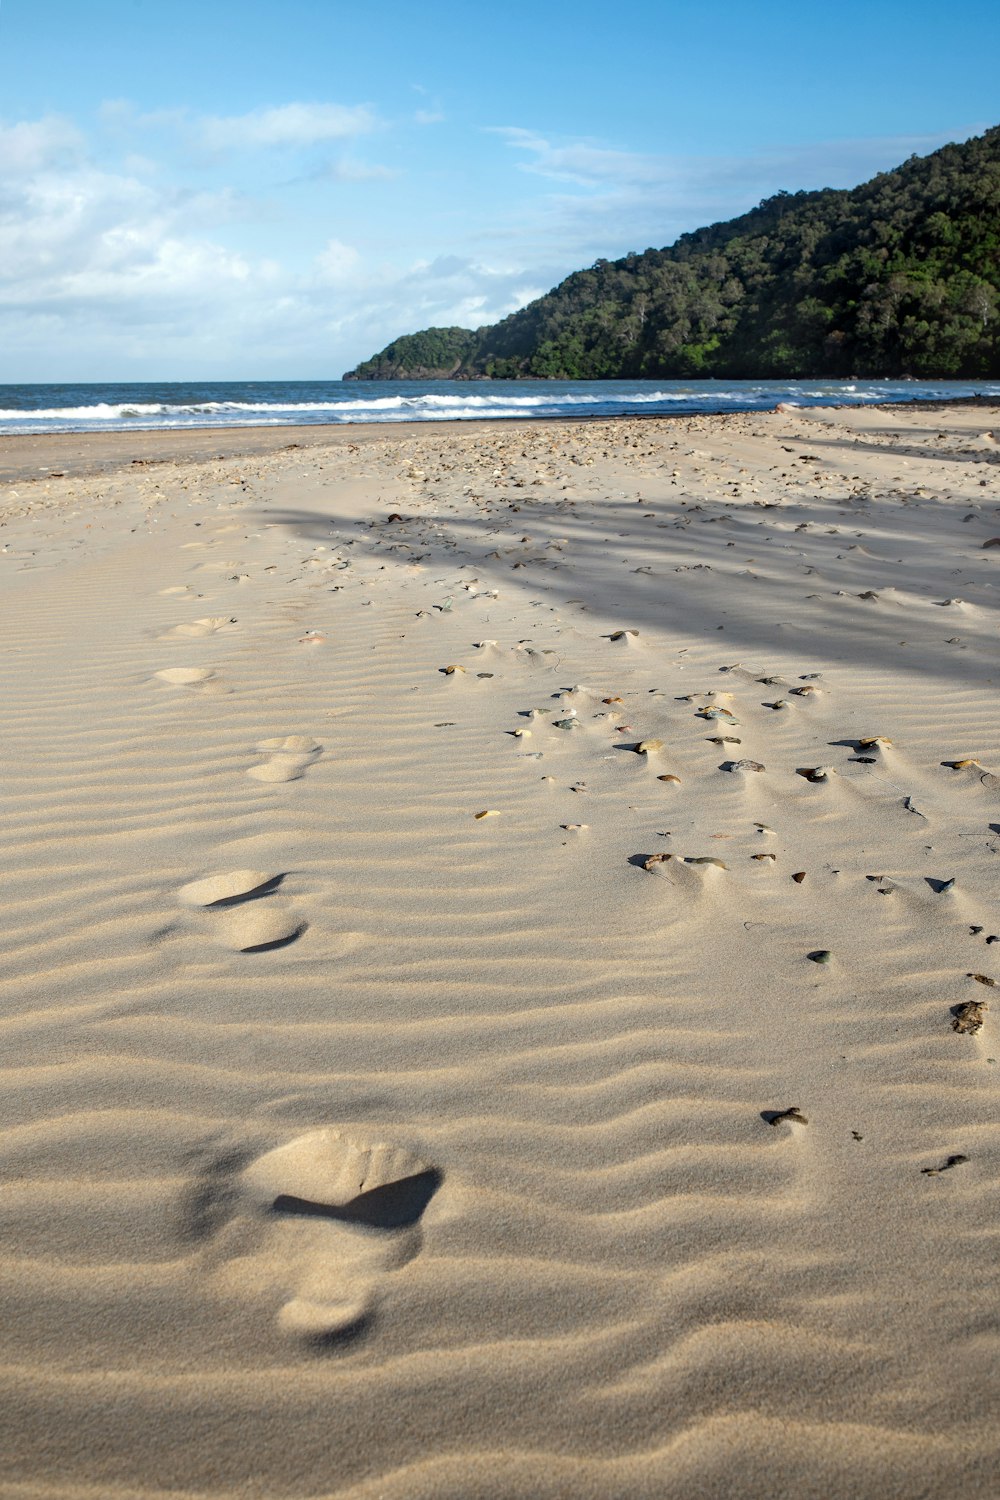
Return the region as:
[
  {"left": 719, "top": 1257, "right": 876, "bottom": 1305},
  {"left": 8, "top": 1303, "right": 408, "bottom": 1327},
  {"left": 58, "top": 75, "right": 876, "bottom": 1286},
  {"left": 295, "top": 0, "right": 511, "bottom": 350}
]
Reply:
[
  {"left": 343, "top": 326, "right": 480, "bottom": 380},
  {"left": 343, "top": 127, "right": 1000, "bottom": 381}
]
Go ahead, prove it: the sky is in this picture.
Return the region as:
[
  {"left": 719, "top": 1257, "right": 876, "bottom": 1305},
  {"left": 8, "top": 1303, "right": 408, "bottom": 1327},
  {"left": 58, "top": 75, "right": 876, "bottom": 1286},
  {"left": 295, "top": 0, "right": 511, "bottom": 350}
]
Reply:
[{"left": 0, "top": 0, "right": 997, "bottom": 382}]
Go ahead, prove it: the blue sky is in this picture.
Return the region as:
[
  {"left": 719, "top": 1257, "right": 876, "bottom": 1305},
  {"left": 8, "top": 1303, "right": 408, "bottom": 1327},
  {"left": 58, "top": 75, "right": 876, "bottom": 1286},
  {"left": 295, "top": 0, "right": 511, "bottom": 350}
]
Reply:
[{"left": 0, "top": 0, "right": 997, "bottom": 380}]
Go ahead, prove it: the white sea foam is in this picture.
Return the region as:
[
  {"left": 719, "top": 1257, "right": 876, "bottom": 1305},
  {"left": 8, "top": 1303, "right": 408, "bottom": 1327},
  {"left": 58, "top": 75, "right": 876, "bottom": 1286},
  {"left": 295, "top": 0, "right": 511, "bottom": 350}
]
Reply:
[
  {"left": 0, "top": 390, "right": 685, "bottom": 421},
  {"left": 0, "top": 379, "right": 996, "bottom": 434}
]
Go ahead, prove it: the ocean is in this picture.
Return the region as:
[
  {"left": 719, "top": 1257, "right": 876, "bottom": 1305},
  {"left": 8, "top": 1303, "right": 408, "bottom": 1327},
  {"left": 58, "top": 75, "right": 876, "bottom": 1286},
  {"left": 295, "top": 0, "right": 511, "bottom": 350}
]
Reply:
[{"left": 0, "top": 377, "right": 997, "bottom": 436}]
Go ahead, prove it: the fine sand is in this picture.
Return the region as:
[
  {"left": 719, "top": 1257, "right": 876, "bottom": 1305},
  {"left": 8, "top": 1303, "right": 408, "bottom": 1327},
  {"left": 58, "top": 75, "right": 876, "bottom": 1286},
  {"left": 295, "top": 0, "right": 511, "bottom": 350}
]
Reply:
[{"left": 1, "top": 403, "right": 999, "bottom": 1499}]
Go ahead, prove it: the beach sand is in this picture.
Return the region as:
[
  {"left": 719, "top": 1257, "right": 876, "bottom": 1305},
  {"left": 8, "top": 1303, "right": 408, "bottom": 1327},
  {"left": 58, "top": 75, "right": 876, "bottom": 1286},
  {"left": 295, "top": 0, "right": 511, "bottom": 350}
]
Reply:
[{"left": 1, "top": 402, "right": 998, "bottom": 1498}]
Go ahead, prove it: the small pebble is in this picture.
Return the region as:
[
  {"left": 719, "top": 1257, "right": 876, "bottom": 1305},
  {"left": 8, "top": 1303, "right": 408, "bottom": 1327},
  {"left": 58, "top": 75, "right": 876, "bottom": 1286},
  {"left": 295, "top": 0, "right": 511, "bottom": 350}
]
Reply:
[{"left": 952, "top": 1001, "right": 987, "bottom": 1035}]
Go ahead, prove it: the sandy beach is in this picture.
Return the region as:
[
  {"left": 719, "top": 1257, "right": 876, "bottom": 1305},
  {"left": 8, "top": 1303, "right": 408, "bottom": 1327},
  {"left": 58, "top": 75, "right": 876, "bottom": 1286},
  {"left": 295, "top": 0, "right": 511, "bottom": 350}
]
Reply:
[{"left": 1, "top": 401, "right": 999, "bottom": 1499}]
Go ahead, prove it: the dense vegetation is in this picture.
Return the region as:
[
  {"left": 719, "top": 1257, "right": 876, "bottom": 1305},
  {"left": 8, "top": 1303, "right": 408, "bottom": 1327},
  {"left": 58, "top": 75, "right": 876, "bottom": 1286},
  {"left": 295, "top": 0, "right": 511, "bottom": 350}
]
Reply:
[
  {"left": 344, "top": 326, "right": 479, "bottom": 379},
  {"left": 344, "top": 128, "right": 1000, "bottom": 381}
]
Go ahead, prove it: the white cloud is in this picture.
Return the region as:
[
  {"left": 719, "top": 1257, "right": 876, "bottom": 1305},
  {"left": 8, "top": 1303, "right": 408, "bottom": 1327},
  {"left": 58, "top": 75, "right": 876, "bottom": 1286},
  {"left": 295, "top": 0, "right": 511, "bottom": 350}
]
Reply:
[
  {"left": 0, "top": 115, "right": 85, "bottom": 174},
  {"left": 323, "top": 158, "right": 396, "bottom": 182},
  {"left": 0, "top": 119, "right": 269, "bottom": 350},
  {"left": 490, "top": 123, "right": 974, "bottom": 199},
  {"left": 489, "top": 127, "right": 666, "bottom": 188},
  {"left": 0, "top": 114, "right": 535, "bottom": 378},
  {"left": 410, "top": 84, "right": 445, "bottom": 127},
  {"left": 200, "top": 102, "right": 378, "bottom": 151},
  {"left": 478, "top": 123, "right": 986, "bottom": 275},
  {"left": 305, "top": 251, "right": 545, "bottom": 370},
  {"left": 314, "top": 238, "right": 361, "bottom": 282}
]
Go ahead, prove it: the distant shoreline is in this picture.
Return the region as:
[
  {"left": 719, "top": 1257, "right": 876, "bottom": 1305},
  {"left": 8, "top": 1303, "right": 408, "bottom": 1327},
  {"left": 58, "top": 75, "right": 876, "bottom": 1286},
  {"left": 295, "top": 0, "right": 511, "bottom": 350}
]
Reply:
[{"left": 0, "top": 392, "right": 996, "bottom": 484}]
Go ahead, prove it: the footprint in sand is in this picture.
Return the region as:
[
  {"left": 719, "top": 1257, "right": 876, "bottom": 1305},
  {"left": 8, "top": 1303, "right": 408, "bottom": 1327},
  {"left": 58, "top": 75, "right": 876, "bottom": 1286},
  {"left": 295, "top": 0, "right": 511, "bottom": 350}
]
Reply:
[
  {"left": 638, "top": 852, "right": 727, "bottom": 889},
  {"left": 178, "top": 868, "right": 304, "bottom": 951},
  {"left": 159, "top": 616, "right": 237, "bottom": 641},
  {"left": 154, "top": 666, "right": 225, "bottom": 693},
  {"left": 178, "top": 870, "right": 280, "bottom": 906},
  {"left": 203, "top": 1129, "right": 440, "bottom": 1339},
  {"left": 247, "top": 735, "right": 323, "bottom": 784}
]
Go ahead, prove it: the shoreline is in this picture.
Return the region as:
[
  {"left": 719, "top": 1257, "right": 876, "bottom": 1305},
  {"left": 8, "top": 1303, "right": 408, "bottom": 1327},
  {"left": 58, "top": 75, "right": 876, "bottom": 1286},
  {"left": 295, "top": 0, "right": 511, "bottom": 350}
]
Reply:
[{"left": 0, "top": 391, "right": 997, "bottom": 483}]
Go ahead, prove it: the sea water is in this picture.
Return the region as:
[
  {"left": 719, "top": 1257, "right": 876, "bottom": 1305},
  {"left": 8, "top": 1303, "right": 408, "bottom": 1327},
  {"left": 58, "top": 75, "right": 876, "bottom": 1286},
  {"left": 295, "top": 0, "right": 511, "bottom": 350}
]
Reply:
[{"left": 0, "top": 378, "right": 997, "bottom": 436}]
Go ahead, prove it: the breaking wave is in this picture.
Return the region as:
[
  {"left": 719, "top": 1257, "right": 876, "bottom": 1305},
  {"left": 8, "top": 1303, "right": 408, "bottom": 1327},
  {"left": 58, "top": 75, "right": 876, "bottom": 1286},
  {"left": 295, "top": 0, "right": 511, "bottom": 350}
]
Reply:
[{"left": 0, "top": 378, "right": 995, "bottom": 434}]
